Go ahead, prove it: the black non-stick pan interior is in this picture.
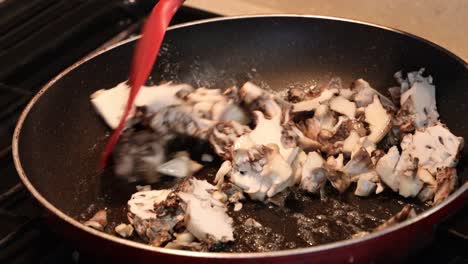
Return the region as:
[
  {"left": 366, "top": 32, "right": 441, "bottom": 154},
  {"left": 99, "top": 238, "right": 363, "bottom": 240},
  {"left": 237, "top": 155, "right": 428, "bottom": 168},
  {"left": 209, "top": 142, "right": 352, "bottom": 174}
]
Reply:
[{"left": 16, "top": 16, "right": 468, "bottom": 251}]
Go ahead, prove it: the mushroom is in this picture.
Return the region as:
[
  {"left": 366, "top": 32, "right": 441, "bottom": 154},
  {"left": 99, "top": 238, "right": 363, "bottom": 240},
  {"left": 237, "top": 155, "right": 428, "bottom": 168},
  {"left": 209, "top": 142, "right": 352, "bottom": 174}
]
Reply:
[
  {"left": 90, "top": 82, "right": 193, "bottom": 128},
  {"left": 352, "top": 79, "right": 376, "bottom": 107},
  {"left": 164, "top": 231, "right": 200, "bottom": 250},
  {"left": 214, "top": 160, "right": 233, "bottom": 187},
  {"left": 418, "top": 185, "right": 436, "bottom": 202},
  {"left": 314, "top": 104, "right": 337, "bottom": 131},
  {"left": 374, "top": 205, "right": 416, "bottom": 232},
  {"left": 127, "top": 189, "right": 184, "bottom": 246},
  {"left": 230, "top": 144, "right": 293, "bottom": 201},
  {"left": 292, "top": 88, "right": 339, "bottom": 113},
  {"left": 127, "top": 189, "right": 173, "bottom": 220},
  {"left": 291, "top": 150, "right": 308, "bottom": 184},
  {"left": 84, "top": 210, "right": 107, "bottom": 231},
  {"left": 395, "top": 68, "right": 439, "bottom": 129},
  {"left": 113, "top": 127, "right": 167, "bottom": 183},
  {"left": 404, "top": 124, "right": 463, "bottom": 174},
  {"left": 325, "top": 166, "right": 350, "bottom": 193},
  {"left": 375, "top": 146, "right": 400, "bottom": 192},
  {"left": 300, "top": 151, "right": 327, "bottom": 193},
  {"left": 249, "top": 111, "right": 299, "bottom": 164},
  {"left": 387, "top": 86, "right": 401, "bottom": 105},
  {"left": 365, "top": 95, "right": 392, "bottom": 144},
  {"left": 351, "top": 79, "right": 395, "bottom": 110},
  {"left": 287, "top": 87, "right": 307, "bottom": 103},
  {"left": 115, "top": 223, "right": 134, "bottom": 238},
  {"left": 149, "top": 105, "right": 213, "bottom": 139},
  {"left": 329, "top": 96, "right": 356, "bottom": 119},
  {"left": 178, "top": 86, "right": 249, "bottom": 125},
  {"left": 157, "top": 153, "right": 203, "bottom": 178},
  {"left": 177, "top": 179, "right": 234, "bottom": 243},
  {"left": 209, "top": 121, "right": 251, "bottom": 160},
  {"left": 375, "top": 139, "right": 425, "bottom": 198},
  {"left": 395, "top": 151, "right": 423, "bottom": 198},
  {"left": 434, "top": 167, "right": 458, "bottom": 205},
  {"left": 209, "top": 86, "right": 299, "bottom": 201},
  {"left": 354, "top": 171, "right": 378, "bottom": 197},
  {"left": 343, "top": 130, "right": 360, "bottom": 155},
  {"left": 297, "top": 117, "right": 321, "bottom": 142},
  {"left": 239, "top": 81, "right": 287, "bottom": 119},
  {"left": 244, "top": 218, "right": 263, "bottom": 228},
  {"left": 342, "top": 147, "right": 373, "bottom": 180}
]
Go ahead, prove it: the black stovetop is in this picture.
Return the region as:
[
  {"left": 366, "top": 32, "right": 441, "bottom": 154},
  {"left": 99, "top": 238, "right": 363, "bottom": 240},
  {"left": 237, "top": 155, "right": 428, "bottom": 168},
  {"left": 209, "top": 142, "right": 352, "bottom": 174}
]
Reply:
[{"left": 0, "top": 1, "right": 466, "bottom": 263}]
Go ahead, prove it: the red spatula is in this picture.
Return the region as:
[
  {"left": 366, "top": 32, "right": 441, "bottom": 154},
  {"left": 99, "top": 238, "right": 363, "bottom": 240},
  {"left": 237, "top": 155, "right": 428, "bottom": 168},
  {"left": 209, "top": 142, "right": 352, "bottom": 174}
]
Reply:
[{"left": 99, "top": 0, "right": 185, "bottom": 170}]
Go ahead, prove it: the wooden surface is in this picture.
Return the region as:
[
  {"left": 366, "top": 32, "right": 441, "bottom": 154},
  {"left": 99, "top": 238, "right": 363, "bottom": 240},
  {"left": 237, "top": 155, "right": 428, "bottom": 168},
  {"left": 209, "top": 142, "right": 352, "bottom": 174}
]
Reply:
[{"left": 186, "top": 0, "right": 468, "bottom": 62}]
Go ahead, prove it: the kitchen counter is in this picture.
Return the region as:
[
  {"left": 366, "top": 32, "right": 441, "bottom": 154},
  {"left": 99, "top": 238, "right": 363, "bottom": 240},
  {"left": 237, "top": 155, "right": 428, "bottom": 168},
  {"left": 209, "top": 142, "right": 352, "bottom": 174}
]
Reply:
[{"left": 186, "top": 0, "right": 468, "bottom": 62}]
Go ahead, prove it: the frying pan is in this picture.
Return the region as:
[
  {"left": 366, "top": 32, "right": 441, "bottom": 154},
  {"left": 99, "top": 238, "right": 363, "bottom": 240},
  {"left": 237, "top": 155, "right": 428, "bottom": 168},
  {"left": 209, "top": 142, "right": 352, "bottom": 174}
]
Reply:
[{"left": 12, "top": 15, "right": 468, "bottom": 263}]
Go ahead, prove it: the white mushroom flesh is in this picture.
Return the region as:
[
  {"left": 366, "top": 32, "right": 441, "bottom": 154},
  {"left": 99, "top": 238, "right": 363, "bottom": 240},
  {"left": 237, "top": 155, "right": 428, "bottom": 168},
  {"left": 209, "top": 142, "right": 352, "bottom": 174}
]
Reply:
[
  {"left": 157, "top": 155, "right": 202, "bottom": 178},
  {"left": 314, "top": 104, "right": 337, "bottom": 131},
  {"left": 329, "top": 96, "right": 356, "bottom": 119},
  {"left": 403, "top": 124, "right": 463, "bottom": 174},
  {"left": 343, "top": 130, "right": 360, "bottom": 155},
  {"left": 291, "top": 150, "right": 308, "bottom": 184},
  {"left": 128, "top": 189, "right": 172, "bottom": 220},
  {"left": 91, "top": 82, "right": 192, "bottom": 128},
  {"left": 230, "top": 144, "right": 293, "bottom": 200},
  {"left": 355, "top": 173, "right": 377, "bottom": 197},
  {"left": 365, "top": 95, "right": 392, "bottom": 143},
  {"left": 375, "top": 146, "right": 400, "bottom": 192},
  {"left": 292, "top": 88, "right": 338, "bottom": 113},
  {"left": 300, "top": 151, "right": 326, "bottom": 193},
  {"left": 398, "top": 69, "right": 439, "bottom": 129},
  {"left": 177, "top": 179, "right": 234, "bottom": 242}
]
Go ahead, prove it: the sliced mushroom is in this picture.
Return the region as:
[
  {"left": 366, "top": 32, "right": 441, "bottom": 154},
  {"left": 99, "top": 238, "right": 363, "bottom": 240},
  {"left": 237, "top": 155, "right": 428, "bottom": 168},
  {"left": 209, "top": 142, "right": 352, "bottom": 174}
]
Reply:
[
  {"left": 249, "top": 111, "right": 299, "bottom": 164},
  {"left": 287, "top": 87, "right": 307, "bottom": 103},
  {"left": 297, "top": 117, "right": 321, "bottom": 141},
  {"left": 343, "top": 130, "right": 360, "bottom": 155},
  {"left": 374, "top": 205, "right": 416, "bottom": 232},
  {"left": 115, "top": 223, "right": 134, "bottom": 238},
  {"left": 417, "top": 168, "right": 436, "bottom": 186},
  {"left": 325, "top": 166, "right": 350, "bottom": 193},
  {"left": 329, "top": 96, "right": 356, "bottom": 119},
  {"left": 375, "top": 146, "right": 400, "bottom": 192},
  {"left": 343, "top": 147, "right": 373, "bottom": 180},
  {"left": 230, "top": 144, "right": 292, "bottom": 201},
  {"left": 113, "top": 129, "right": 166, "bottom": 183},
  {"left": 292, "top": 88, "right": 339, "bottom": 113},
  {"left": 128, "top": 189, "right": 173, "bottom": 220},
  {"left": 214, "top": 160, "right": 232, "bottom": 187},
  {"left": 418, "top": 185, "right": 436, "bottom": 202},
  {"left": 394, "top": 149, "right": 423, "bottom": 198},
  {"left": 401, "top": 124, "right": 463, "bottom": 174},
  {"left": 84, "top": 210, "right": 107, "bottom": 231},
  {"left": 128, "top": 190, "right": 185, "bottom": 244},
  {"left": 300, "top": 152, "right": 326, "bottom": 193},
  {"left": 164, "top": 231, "right": 199, "bottom": 250},
  {"left": 177, "top": 179, "right": 234, "bottom": 243},
  {"left": 365, "top": 95, "right": 392, "bottom": 144},
  {"left": 244, "top": 218, "right": 262, "bottom": 228},
  {"left": 434, "top": 167, "right": 458, "bottom": 205},
  {"left": 157, "top": 154, "right": 203, "bottom": 178},
  {"left": 291, "top": 150, "right": 308, "bottom": 184},
  {"left": 314, "top": 104, "right": 337, "bottom": 131},
  {"left": 397, "top": 69, "right": 439, "bottom": 129},
  {"left": 352, "top": 79, "right": 376, "bottom": 107},
  {"left": 90, "top": 82, "right": 192, "bottom": 128},
  {"left": 354, "top": 171, "right": 378, "bottom": 197}
]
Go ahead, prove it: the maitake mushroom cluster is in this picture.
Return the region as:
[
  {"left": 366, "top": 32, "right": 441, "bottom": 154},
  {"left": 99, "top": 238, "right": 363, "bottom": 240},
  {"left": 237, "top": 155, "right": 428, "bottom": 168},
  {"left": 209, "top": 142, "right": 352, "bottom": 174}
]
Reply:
[{"left": 90, "top": 68, "right": 463, "bottom": 249}]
